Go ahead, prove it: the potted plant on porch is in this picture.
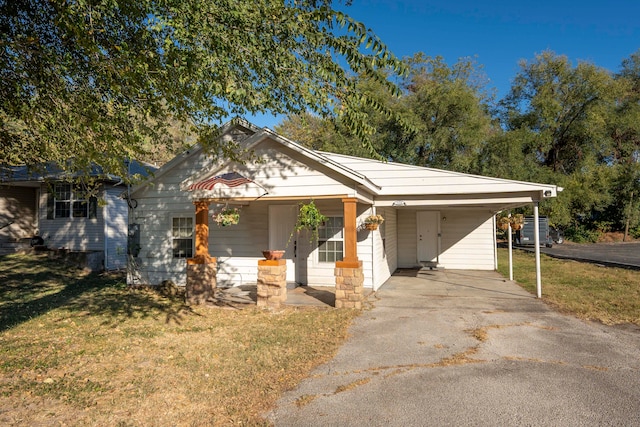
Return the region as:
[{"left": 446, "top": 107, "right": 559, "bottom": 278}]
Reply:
[
  {"left": 214, "top": 207, "right": 240, "bottom": 226},
  {"left": 262, "top": 200, "right": 327, "bottom": 260},
  {"left": 364, "top": 214, "right": 385, "bottom": 230}
]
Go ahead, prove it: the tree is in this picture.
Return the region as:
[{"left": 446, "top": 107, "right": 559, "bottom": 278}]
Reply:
[
  {"left": 278, "top": 54, "right": 494, "bottom": 172},
  {"left": 398, "top": 54, "right": 493, "bottom": 172},
  {"left": 610, "top": 50, "right": 640, "bottom": 238},
  {"left": 497, "top": 51, "right": 619, "bottom": 228},
  {"left": 0, "top": 0, "right": 405, "bottom": 179}
]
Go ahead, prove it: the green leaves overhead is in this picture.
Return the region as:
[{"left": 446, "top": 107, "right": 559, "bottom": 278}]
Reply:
[{"left": 1, "top": 0, "right": 405, "bottom": 178}]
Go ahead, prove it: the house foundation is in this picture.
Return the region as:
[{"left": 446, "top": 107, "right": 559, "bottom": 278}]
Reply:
[
  {"left": 257, "top": 259, "right": 287, "bottom": 309},
  {"left": 186, "top": 255, "right": 217, "bottom": 305},
  {"left": 334, "top": 262, "right": 364, "bottom": 309}
]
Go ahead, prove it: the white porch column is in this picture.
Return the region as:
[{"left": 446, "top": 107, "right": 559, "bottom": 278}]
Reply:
[
  {"left": 508, "top": 211, "right": 513, "bottom": 281},
  {"left": 534, "top": 202, "right": 542, "bottom": 298}
]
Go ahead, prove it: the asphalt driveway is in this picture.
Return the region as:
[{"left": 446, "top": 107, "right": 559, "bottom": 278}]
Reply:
[
  {"left": 538, "top": 241, "right": 640, "bottom": 269},
  {"left": 267, "top": 269, "right": 640, "bottom": 426}
]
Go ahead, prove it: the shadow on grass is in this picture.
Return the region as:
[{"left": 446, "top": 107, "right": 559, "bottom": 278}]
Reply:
[{"left": 0, "top": 254, "right": 193, "bottom": 332}]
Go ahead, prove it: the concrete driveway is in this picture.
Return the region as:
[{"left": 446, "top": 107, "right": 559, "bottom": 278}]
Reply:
[{"left": 267, "top": 269, "right": 640, "bottom": 426}]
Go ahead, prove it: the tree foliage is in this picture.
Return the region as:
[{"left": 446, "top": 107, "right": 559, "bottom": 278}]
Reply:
[
  {"left": 495, "top": 50, "right": 640, "bottom": 233},
  {"left": 278, "top": 50, "right": 640, "bottom": 236},
  {"left": 278, "top": 53, "right": 494, "bottom": 172},
  {"left": 1, "top": 0, "right": 405, "bottom": 178}
]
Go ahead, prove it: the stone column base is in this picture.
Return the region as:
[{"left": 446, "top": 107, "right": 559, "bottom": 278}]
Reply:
[
  {"left": 257, "top": 260, "right": 287, "bottom": 309},
  {"left": 335, "top": 261, "right": 364, "bottom": 309},
  {"left": 186, "top": 256, "right": 217, "bottom": 305}
]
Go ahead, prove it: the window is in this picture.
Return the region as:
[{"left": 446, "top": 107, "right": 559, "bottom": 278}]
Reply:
[
  {"left": 54, "top": 183, "right": 88, "bottom": 218},
  {"left": 172, "top": 217, "right": 193, "bottom": 258},
  {"left": 318, "top": 216, "right": 343, "bottom": 262}
]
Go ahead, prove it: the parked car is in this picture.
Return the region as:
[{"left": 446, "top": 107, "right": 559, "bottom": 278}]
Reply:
[
  {"left": 549, "top": 227, "right": 564, "bottom": 244},
  {"left": 515, "top": 216, "right": 554, "bottom": 247}
]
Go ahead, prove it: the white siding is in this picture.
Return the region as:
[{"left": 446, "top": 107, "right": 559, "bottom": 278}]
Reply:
[
  {"left": 188, "top": 144, "right": 362, "bottom": 201},
  {"left": 372, "top": 207, "right": 397, "bottom": 290},
  {"left": 305, "top": 201, "right": 352, "bottom": 287},
  {"left": 130, "top": 149, "right": 214, "bottom": 285},
  {"left": 439, "top": 210, "right": 495, "bottom": 270},
  {"left": 38, "top": 184, "right": 104, "bottom": 251},
  {"left": 104, "top": 187, "right": 128, "bottom": 270},
  {"left": 397, "top": 209, "right": 418, "bottom": 268},
  {"left": 396, "top": 209, "right": 495, "bottom": 270}
]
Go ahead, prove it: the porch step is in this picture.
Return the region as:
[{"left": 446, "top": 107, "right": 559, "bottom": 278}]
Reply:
[{"left": 419, "top": 261, "right": 440, "bottom": 270}]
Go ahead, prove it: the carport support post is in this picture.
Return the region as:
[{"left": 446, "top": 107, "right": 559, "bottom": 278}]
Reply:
[
  {"left": 335, "top": 197, "right": 364, "bottom": 309},
  {"left": 508, "top": 212, "right": 513, "bottom": 281},
  {"left": 534, "top": 202, "right": 542, "bottom": 298}
]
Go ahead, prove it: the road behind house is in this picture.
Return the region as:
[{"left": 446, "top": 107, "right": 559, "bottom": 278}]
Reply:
[{"left": 527, "top": 241, "right": 640, "bottom": 269}]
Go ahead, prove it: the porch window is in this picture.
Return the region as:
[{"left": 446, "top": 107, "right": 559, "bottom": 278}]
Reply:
[
  {"left": 172, "top": 217, "right": 193, "bottom": 258},
  {"left": 318, "top": 216, "right": 343, "bottom": 262},
  {"left": 54, "top": 183, "right": 88, "bottom": 218}
]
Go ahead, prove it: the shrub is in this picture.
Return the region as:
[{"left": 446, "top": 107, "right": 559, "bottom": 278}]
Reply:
[{"left": 564, "top": 225, "right": 600, "bottom": 243}]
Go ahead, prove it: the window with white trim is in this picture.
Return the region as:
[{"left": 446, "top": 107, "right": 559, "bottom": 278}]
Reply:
[
  {"left": 172, "top": 217, "right": 194, "bottom": 258},
  {"left": 318, "top": 216, "right": 343, "bottom": 262},
  {"left": 54, "top": 183, "right": 88, "bottom": 218}
]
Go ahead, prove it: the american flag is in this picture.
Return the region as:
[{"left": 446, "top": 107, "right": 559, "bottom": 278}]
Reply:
[{"left": 189, "top": 172, "right": 252, "bottom": 190}]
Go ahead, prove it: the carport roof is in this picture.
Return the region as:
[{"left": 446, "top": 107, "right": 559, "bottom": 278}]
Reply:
[{"left": 319, "top": 152, "right": 561, "bottom": 209}]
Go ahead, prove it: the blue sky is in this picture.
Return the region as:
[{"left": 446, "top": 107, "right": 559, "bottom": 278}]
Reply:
[{"left": 249, "top": 0, "right": 640, "bottom": 128}]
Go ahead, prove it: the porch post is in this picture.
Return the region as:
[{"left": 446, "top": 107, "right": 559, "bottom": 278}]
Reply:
[
  {"left": 186, "top": 200, "right": 217, "bottom": 305},
  {"left": 335, "top": 197, "right": 364, "bottom": 309},
  {"left": 194, "top": 201, "right": 210, "bottom": 258},
  {"left": 508, "top": 211, "right": 513, "bottom": 281},
  {"left": 534, "top": 202, "right": 542, "bottom": 298},
  {"left": 340, "top": 197, "right": 359, "bottom": 265}
]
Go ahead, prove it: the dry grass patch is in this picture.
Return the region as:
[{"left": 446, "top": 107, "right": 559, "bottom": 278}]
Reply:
[
  {"left": 497, "top": 248, "right": 640, "bottom": 326},
  {"left": 0, "top": 254, "right": 360, "bottom": 426},
  {"left": 334, "top": 377, "right": 371, "bottom": 393}
]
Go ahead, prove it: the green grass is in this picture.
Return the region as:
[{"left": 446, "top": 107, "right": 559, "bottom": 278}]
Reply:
[
  {"left": 497, "top": 248, "right": 640, "bottom": 326},
  {"left": 0, "top": 253, "right": 359, "bottom": 426}
]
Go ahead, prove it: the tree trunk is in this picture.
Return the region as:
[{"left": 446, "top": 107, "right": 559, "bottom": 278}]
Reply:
[{"left": 623, "top": 190, "right": 633, "bottom": 242}]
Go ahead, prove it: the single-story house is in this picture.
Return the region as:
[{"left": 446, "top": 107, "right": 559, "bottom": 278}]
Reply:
[
  {"left": 126, "top": 119, "right": 560, "bottom": 304},
  {"left": 0, "top": 160, "right": 154, "bottom": 270}
]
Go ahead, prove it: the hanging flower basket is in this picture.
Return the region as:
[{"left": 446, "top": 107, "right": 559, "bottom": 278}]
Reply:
[
  {"left": 498, "top": 216, "right": 511, "bottom": 230},
  {"left": 511, "top": 214, "right": 524, "bottom": 230},
  {"left": 293, "top": 200, "right": 327, "bottom": 243},
  {"left": 364, "top": 214, "right": 384, "bottom": 231},
  {"left": 498, "top": 214, "right": 524, "bottom": 231},
  {"left": 214, "top": 208, "right": 240, "bottom": 226}
]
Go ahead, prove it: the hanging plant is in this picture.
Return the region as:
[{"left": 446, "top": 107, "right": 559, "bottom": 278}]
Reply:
[
  {"left": 498, "top": 216, "right": 511, "bottom": 230},
  {"left": 214, "top": 207, "right": 240, "bottom": 226},
  {"left": 511, "top": 214, "right": 524, "bottom": 230},
  {"left": 364, "top": 214, "right": 385, "bottom": 230},
  {"left": 293, "top": 200, "right": 327, "bottom": 243},
  {"left": 497, "top": 214, "right": 524, "bottom": 231}
]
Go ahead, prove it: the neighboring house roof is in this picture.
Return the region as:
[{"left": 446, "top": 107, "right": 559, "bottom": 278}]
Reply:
[{"left": 0, "top": 159, "right": 157, "bottom": 185}]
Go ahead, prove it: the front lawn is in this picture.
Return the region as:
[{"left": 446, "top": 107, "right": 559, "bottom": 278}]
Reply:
[
  {"left": 0, "top": 254, "right": 359, "bottom": 426},
  {"left": 497, "top": 248, "right": 640, "bottom": 326}
]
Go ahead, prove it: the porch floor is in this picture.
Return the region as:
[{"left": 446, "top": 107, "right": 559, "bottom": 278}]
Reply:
[{"left": 213, "top": 284, "right": 338, "bottom": 308}]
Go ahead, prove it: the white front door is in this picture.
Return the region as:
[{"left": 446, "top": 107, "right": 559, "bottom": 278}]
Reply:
[
  {"left": 417, "top": 211, "right": 440, "bottom": 264},
  {"left": 269, "top": 205, "right": 298, "bottom": 282}
]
